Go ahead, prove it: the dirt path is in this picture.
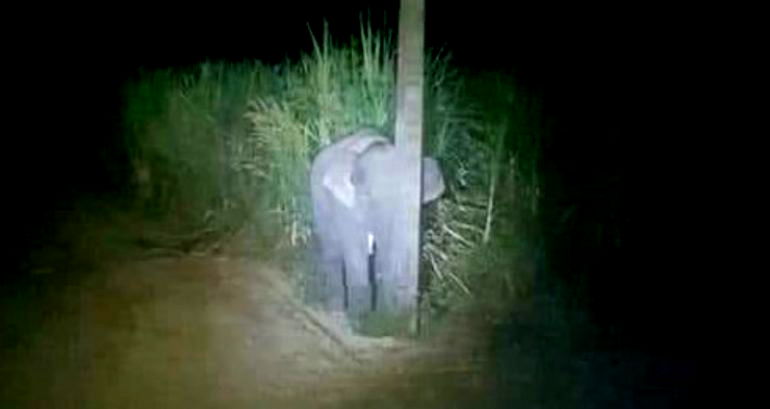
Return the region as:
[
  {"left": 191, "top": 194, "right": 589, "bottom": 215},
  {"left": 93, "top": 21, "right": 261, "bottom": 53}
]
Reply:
[
  {"left": 2, "top": 212, "right": 494, "bottom": 408},
  {"left": 3, "top": 203, "right": 699, "bottom": 408}
]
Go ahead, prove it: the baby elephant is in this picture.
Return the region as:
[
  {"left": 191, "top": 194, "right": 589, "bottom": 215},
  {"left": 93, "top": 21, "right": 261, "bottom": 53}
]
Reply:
[{"left": 309, "top": 128, "right": 445, "bottom": 328}]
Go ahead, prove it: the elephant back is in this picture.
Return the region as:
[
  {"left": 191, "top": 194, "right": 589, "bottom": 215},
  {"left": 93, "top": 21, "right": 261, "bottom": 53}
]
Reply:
[{"left": 335, "top": 128, "right": 390, "bottom": 155}]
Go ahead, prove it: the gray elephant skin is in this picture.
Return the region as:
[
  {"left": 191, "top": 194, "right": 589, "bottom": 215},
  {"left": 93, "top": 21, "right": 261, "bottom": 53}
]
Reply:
[{"left": 310, "top": 128, "right": 445, "bottom": 325}]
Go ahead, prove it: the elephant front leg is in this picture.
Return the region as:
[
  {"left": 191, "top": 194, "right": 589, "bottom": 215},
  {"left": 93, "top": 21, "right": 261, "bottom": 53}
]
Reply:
[
  {"left": 343, "top": 246, "right": 373, "bottom": 327},
  {"left": 317, "top": 246, "right": 345, "bottom": 313}
]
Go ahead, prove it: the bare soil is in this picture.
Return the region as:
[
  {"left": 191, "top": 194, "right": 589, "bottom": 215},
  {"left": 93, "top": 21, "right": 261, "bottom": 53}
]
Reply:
[{"left": 1, "top": 207, "right": 495, "bottom": 409}]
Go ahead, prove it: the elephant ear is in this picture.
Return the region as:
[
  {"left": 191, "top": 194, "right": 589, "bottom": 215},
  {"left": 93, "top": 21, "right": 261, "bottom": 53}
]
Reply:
[
  {"left": 322, "top": 163, "right": 357, "bottom": 208},
  {"left": 422, "top": 157, "right": 445, "bottom": 203},
  {"left": 322, "top": 133, "right": 388, "bottom": 209}
]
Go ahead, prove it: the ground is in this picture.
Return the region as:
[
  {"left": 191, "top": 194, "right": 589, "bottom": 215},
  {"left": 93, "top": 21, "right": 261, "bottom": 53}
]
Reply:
[
  {"left": 1, "top": 202, "right": 495, "bottom": 409},
  {"left": 1, "top": 198, "right": 700, "bottom": 408}
]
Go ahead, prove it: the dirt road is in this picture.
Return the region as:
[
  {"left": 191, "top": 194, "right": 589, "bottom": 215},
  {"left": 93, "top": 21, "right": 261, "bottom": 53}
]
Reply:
[{"left": 1, "top": 211, "right": 494, "bottom": 408}]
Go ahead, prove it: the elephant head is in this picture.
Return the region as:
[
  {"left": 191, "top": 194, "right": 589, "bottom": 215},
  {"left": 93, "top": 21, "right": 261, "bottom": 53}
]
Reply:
[
  {"left": 324, "top": 140, "right": 446, "bottom": 210},
  {"left": 319, "top": 129, "right": 390, "bottom": 209}
]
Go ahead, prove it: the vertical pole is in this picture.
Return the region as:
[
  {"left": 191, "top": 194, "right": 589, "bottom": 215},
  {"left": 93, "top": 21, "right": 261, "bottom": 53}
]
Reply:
[{"left": 394, "top": 0, "right": 425, "bottom": 334}]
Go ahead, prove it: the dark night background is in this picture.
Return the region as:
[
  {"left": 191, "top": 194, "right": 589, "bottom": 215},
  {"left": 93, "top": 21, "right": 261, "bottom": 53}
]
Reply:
[{"left": 8, "top": 1, "right": 710, "bottom": 403}]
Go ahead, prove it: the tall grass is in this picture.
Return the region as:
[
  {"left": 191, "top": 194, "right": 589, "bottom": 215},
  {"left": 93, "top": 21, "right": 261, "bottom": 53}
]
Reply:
[
  {"left": 121, "top": 61, "right": 277, "bottom": 234},
  {"left": 419, "top": 70, "right": 546, "bottom": 332}
]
